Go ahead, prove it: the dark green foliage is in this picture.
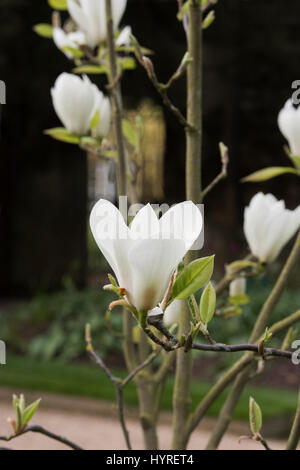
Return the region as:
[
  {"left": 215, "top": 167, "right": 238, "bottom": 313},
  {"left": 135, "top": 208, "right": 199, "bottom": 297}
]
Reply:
[{"left": 1, "top": 283, "right": 122, "bottom": 361}]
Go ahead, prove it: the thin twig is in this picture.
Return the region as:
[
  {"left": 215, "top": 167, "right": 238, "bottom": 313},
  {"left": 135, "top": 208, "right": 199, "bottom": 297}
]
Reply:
[
  {"left": 122, "top": 351, "right": 159, "bottom": 387},
  {"left": 0, "top": 426, "right": 83, "bottom": 450},
  {"left": 131, "top": 38, "right": 195, "bottom": 131},
  {"left": 202, "top": 143, "right": 229, "bottom": 199},
  {"left": 191, "top": 342, "right": 293, "bottom": 359},
  {"left": 86, "top": 324, "right": 131, "bottom": 449},
  {"left": 86, "top": 324, "right": 163, "bottom": 450}
]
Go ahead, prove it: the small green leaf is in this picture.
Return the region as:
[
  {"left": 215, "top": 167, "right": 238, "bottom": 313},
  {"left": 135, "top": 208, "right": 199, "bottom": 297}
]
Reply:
[
  {"left": 249, "top": 397, "right": 262, "bottom": 435},
  {"left": 262, "top": 327, "right": 272, "bottom": 345},
  {"left": 62, "top": 46, "right": 84, "bottom": 58},
  {"left": 241, "top": 166, "right": 298, "bottom": 183},
  {"left": 44, "top": 127, "right": 81, "bottom": 144},
  {"left": 187, "top": 295, "right": 199, "bottom": 324},
  {"left": 108, "top": 274, "right": 118, "bottom": 287},
  {"left": 289, "top": 155, "right": 300, "bottom": 171},
  {"left": 72, "top": 65, "right": 110, "bottom": 75},
  {"left": 177, "top": 0, "right": 190, "bottom": 20},
  {"left": 19, "top": 394, "right": 25, "bottom": 414},
  {"left": 33, "top": 23, "right": 53, "bottom": 38},
  {"left": 90, "top": 111, "right": 100, "bottom": 131},
  {"left": 119, "top": 57, "right": 136, "bottom": 71},
  {"left": 80, "top": 136, "right": 100, "bottom": 147},
  {"left": 16, "top": 404, "right": 23, "bottom": 433},
  {"left": 132, "top": 325, "right": 140, "bottom": 344},
  {"left": 122, "top": 119, "right": 138, "bottom": 147},
  {"left": 116, "top": 45, "right": 152, "bottom": 56},
  {"left": 202, "top": 10, "right": 215, "bottom": 30},
  {"left": 22, "top": 399, "right": 41, "bottom": 426},
  {"left": 172, "top": 256, "right": 214, "bottom": 300},
  {"left": 229, "top": 294, "right": 249, "bottom": 306},
  {"left": 48, "top": 0, "right": 67, "bottom": 10},
  {"left": 199, "top": 282, "right": 216, "bottom": 325}
]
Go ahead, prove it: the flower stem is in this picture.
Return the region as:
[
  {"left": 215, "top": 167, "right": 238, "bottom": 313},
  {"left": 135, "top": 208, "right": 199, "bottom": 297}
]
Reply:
[{"left": 171, "top": 0, "right": 203, "bottom": 450}]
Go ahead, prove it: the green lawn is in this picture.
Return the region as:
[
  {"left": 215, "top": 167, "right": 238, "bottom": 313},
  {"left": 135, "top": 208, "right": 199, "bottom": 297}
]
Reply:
[{"left": 0, "top": 355, "right": 298, "bottom": 421}]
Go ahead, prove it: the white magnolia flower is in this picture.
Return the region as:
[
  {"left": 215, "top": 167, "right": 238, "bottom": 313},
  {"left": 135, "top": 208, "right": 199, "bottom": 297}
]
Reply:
[
  {"left": 51, "top": 73, "right": 100, "bottom": 135},
  {"left": 90, "top": 200, "right": 203, "bottom": 312},
  {"left": 67, "top": 0, "right": 127, "bottom": 48},
  {"left": 53, "top": 27, "right": 86, "bottom": 58},
  {"left": 229, "top": 277, "right": 246, "bottom": 297},
  {"left": 244, "top": 192, "right": 300, "bottom": 263},
  {"left": 278, "top": 99, "right": 300, "bottom": 156},
  {"left": 92, "top": 93, "right": 111, "bottom": 138},
  {"left": 116, "top": 26, "right": 132, "bottom": 47},
  {"left": 163, "top": 300, "right": 182, "bottom": 326}
]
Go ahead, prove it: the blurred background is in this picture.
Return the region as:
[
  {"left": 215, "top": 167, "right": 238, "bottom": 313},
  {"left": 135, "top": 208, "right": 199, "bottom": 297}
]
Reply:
[{"left": 0, "top": 0, "right": 299, "bottom": 442}]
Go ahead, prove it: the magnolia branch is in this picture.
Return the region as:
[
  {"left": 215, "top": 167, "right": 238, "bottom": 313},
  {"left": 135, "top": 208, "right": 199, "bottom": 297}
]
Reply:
[
  {"left": 202, "top": 143, "right": 229, "bottom": 199},
  {"left": 143, "top": 314, "right": 296, "bottom": 359},
  {"left": 0, "top": 425, "right": 82, "bottom": 451},
  {"left": 239, "top": 433, "right": 272, "bottom": 451},
  {"left": 191, "top": 342, "right": 293, "bottom": 359},
  {"left": 85, "top": 324, "right": 159, "bottom": 450},
  {"left": 86, "top": 324, "right": 131, "bottom": 449},
  {"left": 131, "top": 37, "right": 195, "bottom": 131}
]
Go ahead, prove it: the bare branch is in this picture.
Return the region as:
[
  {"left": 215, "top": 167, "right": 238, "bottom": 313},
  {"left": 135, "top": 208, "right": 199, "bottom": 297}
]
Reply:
[
  {"left": 202, "top": 142, "right": 229, "bottom": 199},
  {"left": 0, "top": 425, "right": 83, "bottom": 450}
]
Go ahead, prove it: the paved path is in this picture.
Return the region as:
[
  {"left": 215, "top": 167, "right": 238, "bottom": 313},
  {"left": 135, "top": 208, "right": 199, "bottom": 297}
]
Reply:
[{"left": 0, "top": 388, "right": 293, "bottom": 450}]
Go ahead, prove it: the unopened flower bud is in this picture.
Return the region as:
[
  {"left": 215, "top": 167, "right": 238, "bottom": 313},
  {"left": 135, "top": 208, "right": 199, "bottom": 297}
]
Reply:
[{"left": 229, "top": 277, "right": 246, "bottom": 297}]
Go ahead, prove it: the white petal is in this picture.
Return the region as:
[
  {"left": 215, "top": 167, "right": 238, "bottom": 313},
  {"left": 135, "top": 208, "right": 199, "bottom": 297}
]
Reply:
[
  {"left": 116, "top": 25, "right": 132, "bottom": 46},
  {"left": 128, "top": 237, "right": 187, "bottom": 311},
  {"left": 112, "top": 0, "right": 127, "bottom": 30},
  {"left": 278, "top": 99, "right": 300, "bottom": 156},
  {"left": 82, "top": 0, "right": 106, "bottom": 46},
  {"left": 89, "top": 199, "right": 131, "bottom": 289},
  {"left": 93, "top": 94, "right": 111, "bottom": 138},
  {"left": 159, "top": 201, "right": 203, "bottom": 250},
  {"left": 244, "top": 192, "right": 300, "bottom": 262},
  {"left": 67, "top": 0, "right": 88, "bottom": 32},
  {"left": 129, "top": 203, "right": 159, "bottom": 240},
  {"left": 51, "top": 73, "right": 100, "bottom": 135}
]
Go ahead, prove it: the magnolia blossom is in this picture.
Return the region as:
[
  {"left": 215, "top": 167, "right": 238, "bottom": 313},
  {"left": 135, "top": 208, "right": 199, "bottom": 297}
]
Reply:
[
  {"left": 53, "top": 27, "right": 86, "bottom": 59},
  {"left": 229, "top": 277, "right": 246, "bottom": 297},
  {"left": 278, "top": 99, "right": 300, "bottom": 156},
  {"left": 90, "top": 200, "right": 203, "bottom": 312},
  {"left": 67, "top": 0, "right": 127, "bottom": 48},
  {"left": 51, "top": 73, "right": 110, "bottom": 136},
  {"left": 244, "top": 192, "right": 300, "bottom": 263}
]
